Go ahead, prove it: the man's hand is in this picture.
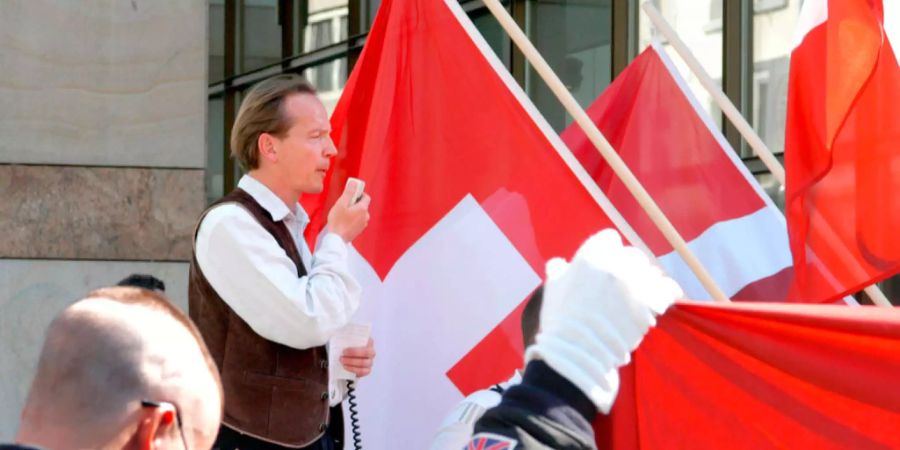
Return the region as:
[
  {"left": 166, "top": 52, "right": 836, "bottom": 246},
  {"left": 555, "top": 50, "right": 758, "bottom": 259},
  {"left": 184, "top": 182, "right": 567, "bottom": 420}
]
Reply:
[
  {"left": 326, "top": 180, "right": 371, "bottom": 242},
  {"left": 340, "top": 338, "right": 375, "bottom": 378}
]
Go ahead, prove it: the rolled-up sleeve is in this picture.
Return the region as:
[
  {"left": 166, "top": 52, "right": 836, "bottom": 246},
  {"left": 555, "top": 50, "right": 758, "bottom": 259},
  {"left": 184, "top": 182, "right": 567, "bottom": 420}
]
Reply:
[{"left": 196, "top": 204, "right": 361, "bottom": 350}]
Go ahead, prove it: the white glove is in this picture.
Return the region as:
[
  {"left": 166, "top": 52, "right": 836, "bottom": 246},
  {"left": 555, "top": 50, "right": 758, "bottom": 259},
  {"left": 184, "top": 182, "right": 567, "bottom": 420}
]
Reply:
[{"left": 525, "top": 229, "right": 682, "bottom": 413}]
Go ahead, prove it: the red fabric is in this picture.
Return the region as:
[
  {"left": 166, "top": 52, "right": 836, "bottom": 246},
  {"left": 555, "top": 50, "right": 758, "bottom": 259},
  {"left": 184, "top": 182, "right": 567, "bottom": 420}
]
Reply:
[
  {"left": 785, "top": 0, "right": 900, "bottom": 301},
  {"left": 596, "top": 301, "right": 900, "bottom": 449},
  {"left": 299, "top": 0, "right": 619, "bottom": 398},
  {"left": 561, "top": 48, "right": 765, "bottom": 256},
  {"left": 560, "top": 47, "right": 794, "bottom": 300},
  {"left": 300, "top": 0, "right": 615, "bottom": 280}
]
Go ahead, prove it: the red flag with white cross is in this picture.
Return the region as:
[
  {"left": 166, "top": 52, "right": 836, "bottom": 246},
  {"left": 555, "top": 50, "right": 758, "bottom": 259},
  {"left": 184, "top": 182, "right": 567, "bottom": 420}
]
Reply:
[{"left": 301, "top": 0, "right": 638, "bottom": 447}]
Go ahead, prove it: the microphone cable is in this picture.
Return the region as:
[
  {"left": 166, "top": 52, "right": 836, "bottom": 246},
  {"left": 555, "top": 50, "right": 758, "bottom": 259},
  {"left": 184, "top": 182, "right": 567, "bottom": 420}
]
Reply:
[{"left": 346, "top": 380, "right": 362, "bottom": 450}]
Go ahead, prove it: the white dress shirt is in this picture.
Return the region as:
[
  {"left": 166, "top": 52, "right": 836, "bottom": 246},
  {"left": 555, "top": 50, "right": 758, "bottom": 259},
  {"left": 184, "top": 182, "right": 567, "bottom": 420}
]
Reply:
[
  {"left": 196, "top": 175, "right": 361, "bottom": 405},
  {"left": 429, "top": 371, "right": 523, "bottom": 450}
]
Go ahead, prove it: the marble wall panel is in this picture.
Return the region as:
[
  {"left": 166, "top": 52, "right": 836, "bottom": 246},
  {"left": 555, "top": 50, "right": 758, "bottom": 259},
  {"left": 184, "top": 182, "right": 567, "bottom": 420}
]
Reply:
[
  {"left": 0, "top": 259, "right": 189, "bottom": 441},
  {"left": 0, "top": 165, "right": 204, "bottom": 260},
  {"left": 0, "top": 0, "right": 206, "bottom": 168}
]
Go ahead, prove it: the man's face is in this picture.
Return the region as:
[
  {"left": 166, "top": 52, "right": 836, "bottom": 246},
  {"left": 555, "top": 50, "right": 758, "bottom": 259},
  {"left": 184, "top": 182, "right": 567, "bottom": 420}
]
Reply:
[{"left": 270, "top": 92, "right": 336, "bottom": 194}]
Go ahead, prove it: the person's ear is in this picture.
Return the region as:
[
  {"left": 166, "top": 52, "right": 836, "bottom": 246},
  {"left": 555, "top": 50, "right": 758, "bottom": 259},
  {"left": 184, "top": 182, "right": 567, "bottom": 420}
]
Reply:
[
  {"left": 134, "top": 402, "right": 178, "bottom": 450},
  {"left": 258, "top": 132, "right": 279, "bottom": 163}
]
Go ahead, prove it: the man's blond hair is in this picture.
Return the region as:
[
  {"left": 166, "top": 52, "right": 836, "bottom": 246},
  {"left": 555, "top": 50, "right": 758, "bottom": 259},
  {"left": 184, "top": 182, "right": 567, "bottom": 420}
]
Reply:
[{"left": 231, "top": 74, "right": 317, "bottom": 171}]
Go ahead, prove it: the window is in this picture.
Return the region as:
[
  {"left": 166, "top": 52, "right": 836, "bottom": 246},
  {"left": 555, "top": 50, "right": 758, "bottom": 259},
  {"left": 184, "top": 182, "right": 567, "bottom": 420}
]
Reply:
[
  {"left": 639, "top": 0, "right": 724, "bottom": 129},
  {"left": 307, "top": 18, "right": 335, "bottom": 91},
  {"left": 751, "top": 0, "right": 800, "bottom": 155},
  {"left": 207, "top": 96, "right": 225, "bottom": 205},
  {"left": 209, "top": 0, "right": 226, "bottom": 83},
  {"left": 304, "top": 6, "right": 349, "bottom": 113},
  {"left": 524, "top": 0, "right": 614, "bottom": 132},
  {"left": 240, "top": 0, "right": 282, "bottom": 72},
  {"left": 338, "top": 15, "right": 349, "bottom": 89},
  {"left": 751, "top": 56, "right": 790, "bottom": 155}
]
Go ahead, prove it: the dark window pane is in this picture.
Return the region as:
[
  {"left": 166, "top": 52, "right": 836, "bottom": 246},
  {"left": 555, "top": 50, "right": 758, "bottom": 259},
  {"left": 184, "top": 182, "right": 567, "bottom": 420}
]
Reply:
[
  {"left": 207, "top": 96, "right": 225, "bottom": 203},
  {"left": 337, "top": 15, "right": 349, "bottom": 89},
  {"left": 752, "top": 1, "right": 800, "bottom": 155},
  {"left": 470, "top": 9, "right": 512, "bottom": 68},
  {"left": 367, "top": 0, "right": 382, "bottom": 30},
  {"left": 526, "top": 0, "right": 614, "bottom": 132},
  {"left": 241, "top": 0, "right": 282, "bottom": 72},
  {"left": 210, "top": 0, "right": 226, "bottom": 82},
  {"left": 309, "top": 19, "right": 335, "bottom": 91},
  {"left": 755, "top": 173, "right": 785, "bottom": 211}
]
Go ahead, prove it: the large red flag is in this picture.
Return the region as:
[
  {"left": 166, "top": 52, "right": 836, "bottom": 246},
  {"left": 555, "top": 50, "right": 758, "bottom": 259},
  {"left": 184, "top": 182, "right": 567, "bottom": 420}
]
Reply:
[
  {"left": 300, "top": 0, "right": 641, "bottom": 447},
  {"left": 561, "top": 45, "right": 797, "bottom": 302},
  {"left": 597, "top": 301, "right": 900, "bottom": 449},
  {"left": 785, "top": 0, "right": 900, "bottom": 301},
  {"left": 560, "top": 45, "right": 900, "bottom": 446}
]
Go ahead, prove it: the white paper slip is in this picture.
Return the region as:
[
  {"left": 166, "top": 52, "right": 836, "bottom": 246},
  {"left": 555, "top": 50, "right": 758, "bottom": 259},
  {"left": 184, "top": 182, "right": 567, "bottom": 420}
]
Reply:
[{"left": 329, "top": 322, "right": 372, "bottom": 380}]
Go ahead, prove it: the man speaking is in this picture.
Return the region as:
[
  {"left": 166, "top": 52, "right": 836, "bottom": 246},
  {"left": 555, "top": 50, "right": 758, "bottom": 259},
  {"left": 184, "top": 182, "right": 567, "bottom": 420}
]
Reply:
[{"left": 189, "top": 74, "right": 374, "bottom": 450}]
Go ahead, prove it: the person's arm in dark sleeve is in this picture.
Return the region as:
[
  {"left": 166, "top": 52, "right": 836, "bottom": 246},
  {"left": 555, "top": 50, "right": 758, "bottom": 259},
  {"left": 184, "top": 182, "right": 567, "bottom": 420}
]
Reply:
[{"left": 471, "top": 360, "right": 598, "bottom": 450}]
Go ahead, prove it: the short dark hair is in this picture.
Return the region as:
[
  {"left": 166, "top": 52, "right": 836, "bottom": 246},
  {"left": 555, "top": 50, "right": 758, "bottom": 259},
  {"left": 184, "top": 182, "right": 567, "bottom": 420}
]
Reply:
[
  {"left": 117, "top": 274, "right": 166, "bottom": 292},
  {"left": 521, "top": 285, "right": 544, "bottom": 349}
]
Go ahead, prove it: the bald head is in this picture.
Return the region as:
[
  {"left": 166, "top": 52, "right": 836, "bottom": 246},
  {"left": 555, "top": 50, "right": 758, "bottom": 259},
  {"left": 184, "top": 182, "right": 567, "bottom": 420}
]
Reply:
[{"left": 17, "top": 287, "right": 223, "bottom": 450}]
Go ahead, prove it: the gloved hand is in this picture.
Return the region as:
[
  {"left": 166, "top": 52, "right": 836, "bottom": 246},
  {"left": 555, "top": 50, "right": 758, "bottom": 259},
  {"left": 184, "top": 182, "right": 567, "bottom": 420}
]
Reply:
[{"left": 525, "top": 229, "right": 683, "bottom": 413}]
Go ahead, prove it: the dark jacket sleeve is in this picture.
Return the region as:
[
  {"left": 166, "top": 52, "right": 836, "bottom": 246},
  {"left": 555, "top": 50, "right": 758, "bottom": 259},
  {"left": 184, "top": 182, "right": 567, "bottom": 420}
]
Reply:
[{"left": 470, "top": 360, "right": 598, "bottom": 449}]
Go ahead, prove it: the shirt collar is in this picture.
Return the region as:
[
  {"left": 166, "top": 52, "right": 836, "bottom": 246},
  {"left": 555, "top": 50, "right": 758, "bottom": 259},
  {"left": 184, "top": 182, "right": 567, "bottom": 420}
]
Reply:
[{"left": 238, "top": 175, "right": 309, "bottom": 224}]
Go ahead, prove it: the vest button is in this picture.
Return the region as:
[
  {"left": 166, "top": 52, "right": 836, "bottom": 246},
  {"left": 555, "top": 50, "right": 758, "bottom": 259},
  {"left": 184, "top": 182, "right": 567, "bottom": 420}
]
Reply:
[
  {"left": 319, "top": 423, "right": 327, "bottom": 432},
  {"left": 320, "top": 359, "right": 328, "bottom": 369},
  {"left": 321, "top": 391, "right": 329, "bottom": 400}
]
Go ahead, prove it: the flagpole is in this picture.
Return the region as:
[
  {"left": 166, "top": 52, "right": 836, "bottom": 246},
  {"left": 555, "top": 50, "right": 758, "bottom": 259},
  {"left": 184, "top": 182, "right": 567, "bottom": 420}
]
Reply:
[
  {"left": 482, "top": 0, "right": 731, "bottom": 303},
  {"left": 641, "top": 1, "right": 892, "bottom": 308}
]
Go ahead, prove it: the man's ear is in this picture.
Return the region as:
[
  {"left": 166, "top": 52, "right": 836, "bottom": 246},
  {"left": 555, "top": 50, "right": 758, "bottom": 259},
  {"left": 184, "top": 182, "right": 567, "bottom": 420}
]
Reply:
[
  {"left": 134, "top": 403, "right": 177, "bottom": 450},
  {"left": 258, "top": 132, "right": 279, "bottom": 163}
]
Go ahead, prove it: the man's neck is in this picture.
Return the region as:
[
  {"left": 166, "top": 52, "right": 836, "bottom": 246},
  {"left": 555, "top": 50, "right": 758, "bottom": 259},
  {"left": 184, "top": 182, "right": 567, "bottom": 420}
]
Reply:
[{"left": 247, "top": 171, "right": 298, "bottom": 211}]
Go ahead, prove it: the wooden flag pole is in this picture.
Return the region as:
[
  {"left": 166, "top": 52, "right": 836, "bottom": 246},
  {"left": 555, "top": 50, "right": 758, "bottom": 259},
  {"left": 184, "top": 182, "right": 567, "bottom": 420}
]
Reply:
[
  {"left": 482, "top": 0, "right": 731, "bottom": 303},
  {"left": 642, "top": 1, "right": 892, "bottom": 307}
]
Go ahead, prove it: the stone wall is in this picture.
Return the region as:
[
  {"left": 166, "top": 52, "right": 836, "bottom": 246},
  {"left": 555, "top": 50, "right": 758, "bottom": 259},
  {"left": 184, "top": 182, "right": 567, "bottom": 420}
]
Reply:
[{"left": 0, "top": 0, "right": 206, "bottom": 440}]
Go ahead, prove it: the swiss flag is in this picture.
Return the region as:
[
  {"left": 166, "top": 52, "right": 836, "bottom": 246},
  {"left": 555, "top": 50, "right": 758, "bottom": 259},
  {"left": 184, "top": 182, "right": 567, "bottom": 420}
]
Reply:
[
  {"left": 784, "top": 0, "right": 900, "bottom": 301},
  {"left": 300, "top": 0, "right": 639, "bottom": 447},
  {"left": 561, "top": 44, "right": 796, "bottom": 302}
]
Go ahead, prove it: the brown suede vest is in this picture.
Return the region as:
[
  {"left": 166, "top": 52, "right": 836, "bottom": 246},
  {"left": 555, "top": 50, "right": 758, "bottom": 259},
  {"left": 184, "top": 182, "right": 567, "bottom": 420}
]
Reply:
[{"left": 188, "top": 188, "right": 330, "bottom": 447}]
